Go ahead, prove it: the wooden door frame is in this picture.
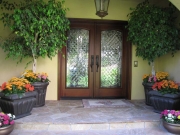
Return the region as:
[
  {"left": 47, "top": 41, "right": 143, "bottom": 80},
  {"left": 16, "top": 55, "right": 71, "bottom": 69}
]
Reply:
[{"left": 58, "top": 18, "right": 132, "bottom": 100}]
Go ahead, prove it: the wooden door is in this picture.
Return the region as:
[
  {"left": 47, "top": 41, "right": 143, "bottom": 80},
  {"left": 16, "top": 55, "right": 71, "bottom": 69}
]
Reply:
[{"left": 58, "top": 19, "right": 131, "bottom": 99}]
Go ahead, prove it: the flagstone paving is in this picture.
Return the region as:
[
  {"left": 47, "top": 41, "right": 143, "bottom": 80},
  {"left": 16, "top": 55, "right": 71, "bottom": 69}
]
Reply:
[{"left": 10, "top": 100, "right": 174, "bottom": 135}]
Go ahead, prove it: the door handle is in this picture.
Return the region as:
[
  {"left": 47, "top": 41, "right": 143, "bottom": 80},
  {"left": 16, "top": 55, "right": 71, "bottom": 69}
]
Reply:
[
  {"left": 90, "top": 55, "right": 94, "bottom": 72},
  {"left": 96, "top": 55, "right": 99, "bottom": 72}
]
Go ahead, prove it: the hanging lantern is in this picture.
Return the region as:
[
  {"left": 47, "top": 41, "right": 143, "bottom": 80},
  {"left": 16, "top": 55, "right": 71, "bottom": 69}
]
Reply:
[{"left": 94, "top": 0, "right": 110, "bottom": 18}]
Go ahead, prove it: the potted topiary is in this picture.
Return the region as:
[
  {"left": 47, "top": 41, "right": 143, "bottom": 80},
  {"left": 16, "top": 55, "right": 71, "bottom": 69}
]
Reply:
[
  {"left": 126, "top": 0, "right": 180, "bottom": 105},
  {"left": 0, "top": 0, "right": 70, "bottom": 72},
  {"left": 126, "top": 0, "right": 180, "bottom": 74},
  {"left": 0, "top": 0, "right": 70, "bottom": 105}
]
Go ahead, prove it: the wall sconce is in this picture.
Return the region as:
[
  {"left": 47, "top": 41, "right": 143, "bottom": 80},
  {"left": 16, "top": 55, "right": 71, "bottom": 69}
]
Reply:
[{"left": 94, "top": 0, "right": 110, "bottom": 18}]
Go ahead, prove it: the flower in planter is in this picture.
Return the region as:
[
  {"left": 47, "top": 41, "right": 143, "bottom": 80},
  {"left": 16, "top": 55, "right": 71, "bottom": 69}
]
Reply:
[
  {"left": 152, "top": 80, "right": 179, "bottom": 94},
  {"left": 0, "top": 112, "right": 15, "bottom": 127},
  {"left": 142, "top": 71, "right": 168, "bottom": 83},
  {"left": 0, "top": 77, "right": 34, "bottom": 96},
  {"left": 21, "top": 70, "right": 50, "bottom": 83},
  {"left": 161, "top": 110, "right": 180, "bottom": 124}
]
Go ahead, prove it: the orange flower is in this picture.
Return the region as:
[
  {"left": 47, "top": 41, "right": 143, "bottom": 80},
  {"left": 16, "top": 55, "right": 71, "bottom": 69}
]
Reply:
[
  {"left": 29, "top": 86, "right": 34, "bottom": 91},
  {"left": 25, "top": 84, "right": 34, "bottom": 92},
  {"left": 0, "top": 82, "right": 6, "bottom": 90},
  {"left": 152, "top": 80, "right": 179, "bottom": 94},
  {"left": 157, "top": 82, "right": 162, "bottom": 90},
  {"left": 152, "top": 82, "right": 158, "bottom": 89},
  {"left": 25, "top": 84, "right": 31, "bottom": 90}
]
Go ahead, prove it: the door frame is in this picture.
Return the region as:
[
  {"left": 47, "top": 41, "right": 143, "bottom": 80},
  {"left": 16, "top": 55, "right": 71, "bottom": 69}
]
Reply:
[{"left": 58, "top": 18, "right": 132, "bottom": 100}]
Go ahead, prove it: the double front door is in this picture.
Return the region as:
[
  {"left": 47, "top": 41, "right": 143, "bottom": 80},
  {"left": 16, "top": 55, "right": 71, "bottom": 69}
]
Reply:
[{"left": 58, "top": 19, "right": 131, "bottom": 99}]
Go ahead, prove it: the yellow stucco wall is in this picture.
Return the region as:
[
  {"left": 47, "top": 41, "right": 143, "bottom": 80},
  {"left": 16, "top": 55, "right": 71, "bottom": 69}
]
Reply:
[
  {"left": 157, "top": 52, "right": 180, "bottom": 82},
  {"left": 0, "top": 0, "right": 179, "bottom": 100}
]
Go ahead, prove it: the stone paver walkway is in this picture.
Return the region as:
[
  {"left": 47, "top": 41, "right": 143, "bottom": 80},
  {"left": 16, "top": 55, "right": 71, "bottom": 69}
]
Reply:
[{"left": 10, "top": 100, "right": 174, "bottom": 135}]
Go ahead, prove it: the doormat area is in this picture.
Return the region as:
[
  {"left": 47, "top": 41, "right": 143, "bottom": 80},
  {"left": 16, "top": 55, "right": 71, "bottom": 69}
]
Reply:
[{"left": 82, "top": 99, "right": 134, "bottom": 108}]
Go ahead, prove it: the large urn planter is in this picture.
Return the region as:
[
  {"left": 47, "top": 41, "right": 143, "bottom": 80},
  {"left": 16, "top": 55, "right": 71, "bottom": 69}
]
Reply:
[
  {"left": 31, "top": 82, "right": 49, "bottom": 107},
  {"left": 0, "top": 91, "right": 37, "bottom": 119},
  {"left": 0, "top": 124, "right": 15, "bottom": 135},
  {"left": 149, "top": 91, "right": 180, "bottom": 113},
  {"left": 163, "top": 120, "right": 180, "bottom": 134},
  {"left": 142, "top": 82, "right": 154, "bottom": 106}
]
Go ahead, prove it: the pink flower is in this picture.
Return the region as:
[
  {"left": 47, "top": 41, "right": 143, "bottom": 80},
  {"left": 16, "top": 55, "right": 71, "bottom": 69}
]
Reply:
[
  {"left": 162, "top": 110, "right": 168, "bottom": 115},
  {"left": 37, "top": 74, "right": 41, "bottom": 79},
  {"left": 175, "top": 111, "right": 179, "bottom": 116},
  {"left": 148, "top": 77, "right": 152, "bottom": 82},
  {"left": 0, "top": 113, "right": 15, "bottom": 127},
  {"left": 42, "top": 75, "right": 47, "bottom": 80},
  {"left": 10, "top": 120, "right": 14, "bottom": 125},
  {"left": 0, "top": 113, "right": 4, "bottom": 117},
  {"left": 170, "top": 110, "right": 176, "bottom": 115},
  {"left": 3, "top": 120, "right": 9, "bottom": 125},
  {"left": 3, "top": 115, "right": 10, "bottom": 121},
  {"left": 153, "top": 76, "right": 157, "bottom": 82}
]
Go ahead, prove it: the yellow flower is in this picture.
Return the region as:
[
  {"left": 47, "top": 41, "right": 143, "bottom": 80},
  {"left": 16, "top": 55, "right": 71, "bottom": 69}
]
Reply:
[{"left": 156, "top": 72, "right": 168, "bottom": 81}]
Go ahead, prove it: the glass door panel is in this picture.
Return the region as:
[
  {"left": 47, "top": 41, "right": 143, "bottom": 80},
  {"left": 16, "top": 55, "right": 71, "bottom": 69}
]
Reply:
[
  {"left": 101, "top": 30, "right": 122, "bottom": 88},
  {"left": 66, "top": 29, "right": 89, "bottom": 88}
]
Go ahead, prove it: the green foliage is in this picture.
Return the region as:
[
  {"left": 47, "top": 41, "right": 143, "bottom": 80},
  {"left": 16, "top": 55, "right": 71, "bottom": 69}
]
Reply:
[
  {"left": 0, "top": 0, "right": 70, "bottom": 66},
  {"left": 126, "top": 0, "right": 180, "bottom": 63}
]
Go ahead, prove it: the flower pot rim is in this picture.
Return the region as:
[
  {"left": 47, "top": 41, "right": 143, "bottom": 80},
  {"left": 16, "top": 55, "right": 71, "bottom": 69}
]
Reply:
[
  {"left": 142, "top": 82, "right": 154, "bottom": 85},
  {"left": 163, "top": 119, "right": 180, "bottom": 127},
  {"left": 149, "top": 90, "right": 180, "bottom": 98},
  {"left": 0, "top": 91, "right": 37, "bottom": 100},
  {"left": 31, "top": 82, "right": 49, "bottom": 84},
  {"left": 0, "top": 124, "right": 15, "bottom": 130}
]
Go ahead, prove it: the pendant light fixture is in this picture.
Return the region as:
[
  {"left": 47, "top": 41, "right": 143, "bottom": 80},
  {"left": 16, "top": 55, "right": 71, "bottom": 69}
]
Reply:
[{"left": 94, "top": 0, "right": 110, "bottom": 18}]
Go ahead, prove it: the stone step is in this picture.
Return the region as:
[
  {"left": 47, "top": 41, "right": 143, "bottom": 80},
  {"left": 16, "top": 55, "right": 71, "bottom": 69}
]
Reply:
[
  {"left": 10, "top": 121, "right": 171, "bottom": 135},
  {"left": 14, "top": 121, "right": 161, "bottom": 131}
]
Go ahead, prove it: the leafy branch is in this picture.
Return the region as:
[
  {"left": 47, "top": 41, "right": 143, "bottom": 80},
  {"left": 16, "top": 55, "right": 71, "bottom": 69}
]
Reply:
[
  {"left": 0, "top": 0, "right": 70, "bottom": 72},
  {"left": 126, "top": 0, "right": 180, "bottom": 63}
]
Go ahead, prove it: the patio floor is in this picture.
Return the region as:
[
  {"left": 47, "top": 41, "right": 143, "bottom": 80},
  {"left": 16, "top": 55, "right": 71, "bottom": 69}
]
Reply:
[{"left": 10, "top": 99, "right": 174, "bottom": 135}]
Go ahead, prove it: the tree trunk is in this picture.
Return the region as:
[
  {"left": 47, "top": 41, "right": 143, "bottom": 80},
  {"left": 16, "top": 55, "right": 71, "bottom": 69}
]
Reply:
[
  {"left": 151, "top": 62, "right": 155, "bottom": 76},
  {"left": 32, "top": 33, "right": 39, "bottom": 73},
  {"left": 32, "top": 58, "right": 37, "bottom": 73}
]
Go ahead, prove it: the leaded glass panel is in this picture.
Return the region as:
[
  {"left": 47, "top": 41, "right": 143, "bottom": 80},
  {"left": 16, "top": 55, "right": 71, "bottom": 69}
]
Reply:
[
  {"left": 66, "top": 29, "right": 89, "bottom": 88},
  {"left": 101, "top": 30, "right": 122, "bottom": 87}
]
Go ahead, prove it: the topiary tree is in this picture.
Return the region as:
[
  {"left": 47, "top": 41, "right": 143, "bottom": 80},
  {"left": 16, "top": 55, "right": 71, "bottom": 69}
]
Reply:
[
  {"left": 126, "top": 0, "right": 180, "bottom": 75},
  {"left": 0, "top": 0, "right": 70, "bottom": 72}
]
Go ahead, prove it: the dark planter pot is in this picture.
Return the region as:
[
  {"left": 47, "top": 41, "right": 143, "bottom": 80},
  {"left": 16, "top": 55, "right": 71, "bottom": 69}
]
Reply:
[
  {"left": 149, "top": 91, "right": 180, "bottom": 113},
  {"left": 0, "top": 91, "right": 37, "bottom": 119},
  {"left": 142, "top": 82, "right": 154, "bottom": 106},
  {"left": 31, "top": 82, "right": 49, "bottom": 107},
  {"left": 0, "top": 124, "right": 15, "bottom": 135},
  {"left": 163, "top": 120, "right": 180, "bottom": 134}
]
